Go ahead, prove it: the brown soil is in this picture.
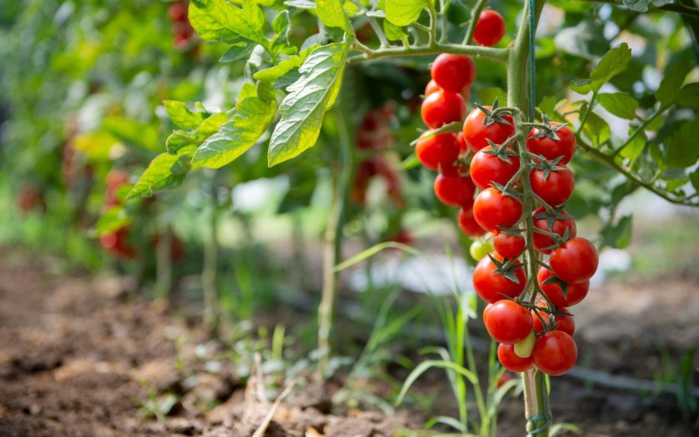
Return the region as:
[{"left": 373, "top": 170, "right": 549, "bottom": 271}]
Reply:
[{"left": 0, "top": 249, "right": 697, "bottom": 436}]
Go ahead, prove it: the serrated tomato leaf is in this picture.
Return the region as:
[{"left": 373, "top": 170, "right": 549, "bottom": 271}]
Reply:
[
  {"left": 189, "top": 0, "right": 267, "bottom": 47},
  {"left": 191, "top": 83, "right": 277, "bottom": 168},
  {"left": 597, "top": 93, "right": 639, "bottom": 119},
  {"left": 128, "top": 146, "right": 197, "bottom": 198},
  {"left": 267, "top": 42, "right": 350, "bottom": 167},
  {"left": 385, "top": 0, "right": 430, "bottom": 27},
  {"left": 163, "top": 100, "right": 210, "bottom": 130},
  {"left": 316, "top": 0, "right": 354, "bottom": 36}
]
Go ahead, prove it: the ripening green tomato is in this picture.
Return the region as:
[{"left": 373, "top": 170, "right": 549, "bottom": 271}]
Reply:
[
  {"left": 470, "top": 240, "right": 494, "bottom": 261},
  {"left": 514, "top": 329, "right": 536, "bottom": 358}
]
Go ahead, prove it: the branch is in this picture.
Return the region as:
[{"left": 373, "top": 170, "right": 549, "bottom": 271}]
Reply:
[
  {"left": 347, "top": 43, "right": 509, "bottom": 64},
  {"left": 578, "top": 0, "right": 699, "bottom": 18},
  {"left": 462, "top": 0, "right": 490, "bottom": 45},
  {"left": 576, "top": 134, "right": 699, "bottom": 207}
]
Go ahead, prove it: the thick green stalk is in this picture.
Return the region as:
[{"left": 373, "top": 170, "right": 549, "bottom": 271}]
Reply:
[
  {"left": 348, "top": 43, "right": 509, "bottom": 64},
  {"left": 203, "top": 179, "right": 219, "bottom": 333},
  {"left": 507, "top": 1, "right": 550, "bottom": 436},
  {"left": 317, "top": 107, "right": 354, "bottom": 378}
]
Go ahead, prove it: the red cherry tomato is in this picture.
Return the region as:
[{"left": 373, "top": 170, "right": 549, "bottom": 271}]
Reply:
[
  {"left": 100, "top": 227, "right": 137, "bottom": 259},
  {"left": 530, "top": 166, "right": 575, "bottom": 207},
  {"left": 549, "top": 237, "right": 599, "bottom": 284},
  {"left": 533, "top": 331, "right": 578, "bottom": 376},
  {"left": 168, "top": 2, "right": 187, "bottom": 22},
  {"left": 457, "top": 207, "right": 487, "bottom": 238},
  {"left": 497, "top": 371, "right": 515, "bottom": 387},
  {"left": 527, "top": 122, "right": 577, "bottom": 165},
  {"left": 483, "top": 303, "right": 494, "bottom": 326},
  {"left": 415, "top": 133, "right": 460, "bottom": 171},
  {"left": 421, "top": 89, "right": 467, "bottom": 129},
  {"left": 462, "top": 106, "right": 515, "bottom": 153},
  {"left": 430, "top": 54, "right": 477, "bottom": 93},
  {"left": 498, "top": 343, "right": 533, "bottom": 373},
  {"left": 473, "top": 252, "right": 527, "bottom": 303},
  {"left": 105, "top": 170, "right": 129, "bottom": 207},
  {"left": 434, "top": 172, "right": 476, "bottom": 207},
  {"left": 532, "top": 207, "right": 577, "bottom": 253},
  {"left": 494, "top": 232, "right": 525, "bottom": 259},
  {"left": 484, "top": 300, "right": 533, "bottom": 344},
  {"left": 473, "top": 10, "right": 506, "bottom": 47},
  {"left": 457, "top": 132, "right": 468, "bottom": 153},
  {"left": 537, "top": 267, "right": 589, "bottom": 307},
  {"left": 531, "top": 302, "right": 575, "bottom": 337},
  {"left": 473, "top": 188, "right": 522, "bottom": 234},
  {"left": 469, "top": 145, "right": 521, "bottom": 190},
  {"left": 425, "top": 79, "right": 441, "bottom": 96}
]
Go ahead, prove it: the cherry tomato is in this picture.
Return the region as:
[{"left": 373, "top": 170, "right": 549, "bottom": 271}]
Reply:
[
  {"left": 462, "top": 107, "right": 515, "bottom": 153},
  {"left": 100, "top": 227, "right": 137, "bottom": 259},
  {"left": 483, "top": 303, "right": 494, "bottom": 326},
  {"left": 425, "top": 79, "right": 441, "bottom": 96},
  {"left": 430, "top": 54, "right": 476, "bottom": 93},
  {"left": 532, "top": 207, "right": 577, "bottom": 253},
  {"left": 494, "top": 232, "right": 525, "bottom": 259},
  {"left": 498, "top": 343, "right": 533, "bottom": 373},
  {"left": 497, "top": 371, "right": 516, "bottom": 387},
  {"left": 473, "top": 252, "right": 527, "bottom": 303},
  {"left": 473, "top": 188, "right": 522, "bottom": 233},
  {"left": 421, "top": 89, "right": 467, "bottom": 129},
  {"left": 415, "top": 133, "right": 460, "bottom": 171},
  {"left": 473, "top": 10, "right": 506, "bottom": 47},
  {"left": 533, "top": 331, "right": 578, "bottom": 376},
  {"left": 527, "top": 122, "right": 577, "bottom": 165},
  {"left": 457, "top": 132, "right": 468, "bottom": 153},
  {"left": 434, "top": 171, "right": 476, "bottom": 207},
  {"left": 168, "top": 2, "right": 187, "bottom": 22},
  {"left": 105, "top": 170, "right": 129, "bottom": 207},
  {"left": 531, "top": 302, "right": 575, "bottom": 336},
  {"left": 470, "top": 239, "right": 494, "bottom": 261},
  {"left": 469, "top": 145, "right": 521, "bottom": 190},
  {"left": 549, "top": 237, "right": 599, "bottom": 284},
  {"left": 537, "top": 267, "right": 589, "bottom": 307},
  {"left": 484, "top": 300, "right": 533, "bottom": 344},
  {"left": 530, "top": 166, "right": 575, "bottom": 207},
  {"left": 457, "top": 207, "right": 487, "bottom": 238}
]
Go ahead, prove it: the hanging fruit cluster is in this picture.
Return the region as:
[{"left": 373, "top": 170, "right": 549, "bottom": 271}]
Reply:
[
  {"left": 414, "top": 9, "right": 598, "bottom": 377},
  {"left": 100, "top": 170, "right": 138, "bottom": 259},
  {"left": 168, "top": 1, "right": 197, "bottom": 51}
]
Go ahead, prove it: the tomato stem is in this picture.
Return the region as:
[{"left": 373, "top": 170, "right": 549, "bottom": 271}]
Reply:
[{"left": 462, "top": 0, "right": 490, "bottom": 45}]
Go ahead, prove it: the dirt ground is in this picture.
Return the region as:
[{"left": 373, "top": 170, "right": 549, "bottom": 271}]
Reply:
[{"left": 0, "top": 249, "right": 698, "bottom": 437}]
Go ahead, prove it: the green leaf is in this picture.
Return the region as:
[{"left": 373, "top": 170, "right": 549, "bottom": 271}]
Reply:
[
  {"left": 270, "top": 10, "right": 298, "bottom": 56},
  {"left": 618, "top": 129, "right": 646, "bottom": 162},
  {"left": 663, "top": 120, "right": 699, "bottom": 168},
  {"left": 395, "top": 360, "right": 478, "bottom": 406},
  {"left": 189, "top": 0, "right": 267, "bottom": 46},
  {"left": 690, "top": 169, "right": 699, "bottom": 192},
  {"left": 96, "top": 206, "right": 131, "bottom": 234},
  {"left": 582, "top": 111, "right": 611, "bottom": 146},
  {"left": 316, "top": 0, "right": 355, "bottom": 36},
  {"left": 128, "top": 146, "right": 197, "bottom": 198},
  {"left": 477, "top": 87, "right": 508, "bottom": 106},
  {"left": 192, "top": 83, "right": 277, "bottom": 168},
  {"left": 103, "top": 117, "right": 160, "bottom": 152},
  {"left": 589, "top": 43, "right": 632, "bottom": 93},
  {"left": 678, "top": 83, "right": 699, "bottom": 109},
  {"left": 554, "top": 20, "right": 609, "bottom": 62},
  {"left": 656, "top": 62, "right": 692, "bottom": 107},
  {"left": 601, "top": 215, "right": 633, "bottom": 249},
  {"left": 219, "top": 40, "right": 256, "bottom": 63},
  {"left": 623, "top": 0, "right": 674, "bottom": 12},
  {"left": 165, "top": 112, "right": 228, "bottom": 153},
  {"left": 163, "top": 100, "right": 209, "bottom": 130},
  {"left": 597, "top": 93, "right": 639, "bottom": 119},
  {"left": 254, "top": 44, "right": 319, "bottom": 83},
  {"left": 383, "top": 20, "right": 407, "bottom": 42},
  {"left": 268, "top": 42, "right": 350, "bottom": 166},
  {"left": 385, "top": 0, "right": 430, "bottom": 27}
]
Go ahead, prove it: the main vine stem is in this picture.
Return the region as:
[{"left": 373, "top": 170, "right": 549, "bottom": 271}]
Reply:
[{"left": 508, "top": 1, "right": 550, "bottom": 436}]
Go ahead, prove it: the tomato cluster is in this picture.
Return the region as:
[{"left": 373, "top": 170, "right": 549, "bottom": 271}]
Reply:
[
  {"left": 416, "top": 18, "right": 598, "bottom": 376},
  {"left": 100, "top": 170, "right": 138, "bottom": 259},
  {"left": 168, "top": 1, "right": 197, "bottom": 51},
  {"left": 476, "top": 121, "right": 598, "bottom": 377}
]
